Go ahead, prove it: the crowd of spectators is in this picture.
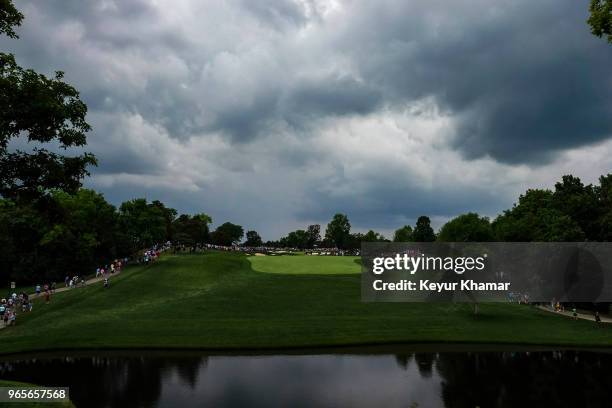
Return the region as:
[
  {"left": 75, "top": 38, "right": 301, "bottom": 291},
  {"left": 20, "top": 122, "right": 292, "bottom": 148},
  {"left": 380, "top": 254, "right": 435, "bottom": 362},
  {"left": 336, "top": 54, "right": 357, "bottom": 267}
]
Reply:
[
  {"left": 1, "top": 243, "right": 170, "bottom": 329},
  {"left": 171, "top": 243, "right": 360, "bottom": 256}
]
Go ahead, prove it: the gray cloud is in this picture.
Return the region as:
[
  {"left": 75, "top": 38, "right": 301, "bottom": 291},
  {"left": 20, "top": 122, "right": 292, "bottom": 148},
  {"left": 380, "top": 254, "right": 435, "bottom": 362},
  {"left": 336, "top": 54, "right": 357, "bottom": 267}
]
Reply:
[
  {"left": 238, "top": 0, "right": 310, "bottom": 29},
  {"left": 284, "top": 76, "right": 383, "bottom": 122},
  {"left": 294, "top": 153, "right": 510, "bottom": 233},
  {"left": 328, "top": 0, "right": 612, "bottom": 163},
  {"left": 5, "top": 0, "right": 610, "bottom": 159}
]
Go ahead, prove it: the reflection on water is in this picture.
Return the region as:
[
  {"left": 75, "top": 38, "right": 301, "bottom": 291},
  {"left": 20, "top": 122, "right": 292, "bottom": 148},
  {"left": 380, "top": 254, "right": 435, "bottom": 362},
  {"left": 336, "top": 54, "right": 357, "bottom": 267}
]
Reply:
[{"left": 1, "top": 350, "right": 611, "bottom": 408}]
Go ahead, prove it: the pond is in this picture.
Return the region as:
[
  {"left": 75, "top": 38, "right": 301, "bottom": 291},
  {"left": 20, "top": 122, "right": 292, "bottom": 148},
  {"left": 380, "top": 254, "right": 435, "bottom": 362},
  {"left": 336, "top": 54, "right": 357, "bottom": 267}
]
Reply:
[{"left": 0, "top": 349, "right": 611, "bottom": 407}]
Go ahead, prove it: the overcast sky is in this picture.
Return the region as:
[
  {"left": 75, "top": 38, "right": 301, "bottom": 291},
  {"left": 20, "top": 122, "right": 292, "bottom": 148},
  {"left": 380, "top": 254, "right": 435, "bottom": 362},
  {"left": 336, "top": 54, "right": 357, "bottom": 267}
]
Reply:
[{"left": 2, "top": 0, "right": 612, "bottom": 239}]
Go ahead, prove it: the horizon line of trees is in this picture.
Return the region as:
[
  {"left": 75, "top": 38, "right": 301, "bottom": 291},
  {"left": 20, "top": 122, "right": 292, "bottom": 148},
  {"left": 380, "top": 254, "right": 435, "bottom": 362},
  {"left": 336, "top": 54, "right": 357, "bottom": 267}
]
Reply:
[
  {"left": 0, "top": 170, "right": 612, "bottom": 282},
  {"left": 270, "top": 173, "right": 612, "bottom": 249},
  {"left": 3, "top": 172, "right": 612, "bottom": 284}
]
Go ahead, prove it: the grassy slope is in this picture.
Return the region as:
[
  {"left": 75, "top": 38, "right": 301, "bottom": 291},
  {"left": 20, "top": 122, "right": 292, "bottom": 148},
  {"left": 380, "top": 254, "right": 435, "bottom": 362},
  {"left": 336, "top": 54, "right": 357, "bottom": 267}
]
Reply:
[{"left": 0, "top": 251, "right": 611, "bottom": 355}]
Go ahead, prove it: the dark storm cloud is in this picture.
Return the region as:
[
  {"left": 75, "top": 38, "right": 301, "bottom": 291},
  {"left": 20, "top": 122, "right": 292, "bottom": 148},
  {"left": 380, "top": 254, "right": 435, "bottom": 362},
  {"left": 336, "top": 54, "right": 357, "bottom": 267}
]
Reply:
[
  {"left": 211, "top": 91, "right": 280, "bottom": 142},
  {"left": 4, "top": 0, "right": 611, "bottom": 164},
  {"left": 331, "top": 0, "right": 612, "bottom": 163},
  {"left": 296, "top": 166, "right": 508, "bottom": 230},
  {"left": 284, "top": 76, "right": 383, "bottom": 122},
  {"left": 40, "top": 0, "right": 154, "bottom": 18},
  {"left": 24, "top": 0, "right": 176, "bottom": 51},
  {"left": 207, "top": 75, "right": 383, "bottom": 141}
]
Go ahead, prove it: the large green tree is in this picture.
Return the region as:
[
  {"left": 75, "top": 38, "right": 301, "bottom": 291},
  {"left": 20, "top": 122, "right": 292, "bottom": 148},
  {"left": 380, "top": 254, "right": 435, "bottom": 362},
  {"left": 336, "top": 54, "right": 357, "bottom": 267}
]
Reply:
[
  {"left": 119, "top": 199, "right": 173, "bottom": 251},
  {"left": 346, "top": 232, "right": 364, "bottom": 250},
  {"left": 173, "top": 213, "right": 212, "bottom": 245},
  {"left": 324, "top": 213, "right": 351, "bottom": 249},
  {"left": 393, "top": 225, "right": 413, "bottom": 242},
  {"left": 46, "top": 189, "right": 120, "bottom": 273},
  {"left": 0, "top": 197, "right": 47, "bottom": 283},
  {"left": 437, "top": 213, "right": 494, "bottom": 242},
  {"left": 211, "top": 222, "right": 244, "bottom": 246},
  {"left": 493, "top": 189, "right": 585, "bottom": 242},
  {"left": 279, "top": 225, "right": 321, "bottom": 249},
  {"left": 412, "top": 216, "right": 436, "bottom": 242},
  {"left": 596, "top": 174, "right": 612, "bottom": 240},
  {"left": 552, "top": 175, "right": 599, "bottom": 240},
  {"left": 0, "top": 0, "right": 23, "bottom": 39},
  {"left": 280, "top": 230, "right": 309, "bottom": 249},
  {"left": 151, "top": 200, "right": 177, "bottom": 241},
  {"left": 588, "top": 0, "right": 612, "bottom": 43},
  {"left": 0, "top": 189, "right": 122, "bottom": 283},
  {"left": 0, "top": 1, "right": 99, "bottom": 283},
  {"left": 244, "top": 230, "right": 263, "bottom": 247},
  {"left": 306, "top": 224, "right": 321, "bottom": 248},
  {"left": 362, "top": 230, "right": 387, "bottom": 242},
  {"left": 0, "top": 1, "right": 96, "bottom": 201}
]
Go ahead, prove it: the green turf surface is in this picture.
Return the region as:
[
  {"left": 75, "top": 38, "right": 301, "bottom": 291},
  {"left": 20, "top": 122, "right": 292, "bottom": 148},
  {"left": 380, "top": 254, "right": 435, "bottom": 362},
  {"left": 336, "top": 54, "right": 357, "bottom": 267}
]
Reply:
[
  {"left": 0, "top": 251, "right": 611, "bottom": 355},
  {"left": 249, "top": 254, "right": 360, "bottom": 275},
  {"left": 0, "top": 380, "right": 75, "bottom": 408}
]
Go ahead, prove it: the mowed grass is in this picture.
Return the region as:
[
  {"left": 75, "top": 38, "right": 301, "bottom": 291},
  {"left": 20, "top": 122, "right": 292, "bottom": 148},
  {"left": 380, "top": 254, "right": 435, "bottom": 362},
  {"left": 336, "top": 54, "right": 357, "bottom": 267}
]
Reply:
[
  {"left": 0, "top": 251, "right": 611, "bottom": 355},
  {"left": 249, "top": 254, "right": 360, "bottom": 274}
]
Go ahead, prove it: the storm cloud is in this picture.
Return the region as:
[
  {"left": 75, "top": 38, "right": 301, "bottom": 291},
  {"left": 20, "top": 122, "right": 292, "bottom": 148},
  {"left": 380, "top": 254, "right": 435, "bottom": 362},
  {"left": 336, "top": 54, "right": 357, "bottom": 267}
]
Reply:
[{"left": 1, "top": 0, "right": 611, "bottom": 238}]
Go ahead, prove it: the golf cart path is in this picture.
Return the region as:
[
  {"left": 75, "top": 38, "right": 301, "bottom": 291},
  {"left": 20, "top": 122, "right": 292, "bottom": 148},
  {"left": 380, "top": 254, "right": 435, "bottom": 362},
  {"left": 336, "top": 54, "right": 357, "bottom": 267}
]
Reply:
[
  {"left": 56, "top": 275, "right": 109, "bottom": 293},
  {"left": 35, "top": 274, "right": 110, "bottom": 296},
  {"left": 537, "top": 305, "right": 612, "bottom": 323},
  {"left": 1, "top": 274, "right": 113, "bottom": 331}
]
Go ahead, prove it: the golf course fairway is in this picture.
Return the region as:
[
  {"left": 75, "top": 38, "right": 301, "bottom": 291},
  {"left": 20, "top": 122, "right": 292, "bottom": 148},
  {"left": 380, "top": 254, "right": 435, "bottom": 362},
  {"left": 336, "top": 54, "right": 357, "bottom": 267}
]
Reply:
[{"left": 1, "top": 251, "right": 611, "bottom": 356}]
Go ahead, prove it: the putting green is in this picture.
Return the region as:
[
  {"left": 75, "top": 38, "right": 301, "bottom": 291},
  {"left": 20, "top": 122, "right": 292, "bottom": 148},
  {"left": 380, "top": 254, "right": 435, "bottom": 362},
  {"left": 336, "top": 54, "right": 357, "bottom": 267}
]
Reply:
[{"left": 249, "top": 255, "right": 360, "bottom": 275}]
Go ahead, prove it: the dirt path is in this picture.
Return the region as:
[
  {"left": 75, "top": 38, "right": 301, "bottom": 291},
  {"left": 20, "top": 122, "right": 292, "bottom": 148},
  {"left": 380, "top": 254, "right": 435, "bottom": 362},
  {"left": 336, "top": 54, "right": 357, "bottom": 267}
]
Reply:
[
  {"left": 1, "top": 273, "right": 116, "bottom": 330},
  {"left": 46, "top": 275, "right": 109, "bottom": 295},
  {"left": 537, "top": 305, "right": 612, "bottom": 324}
]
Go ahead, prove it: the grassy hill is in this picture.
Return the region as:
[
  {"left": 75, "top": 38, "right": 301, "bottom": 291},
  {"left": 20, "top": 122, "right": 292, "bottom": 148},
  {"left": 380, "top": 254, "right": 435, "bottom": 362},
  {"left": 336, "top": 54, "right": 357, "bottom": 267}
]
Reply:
[{"left": 0, "top": 251, "right": 611, "bottom": 355}]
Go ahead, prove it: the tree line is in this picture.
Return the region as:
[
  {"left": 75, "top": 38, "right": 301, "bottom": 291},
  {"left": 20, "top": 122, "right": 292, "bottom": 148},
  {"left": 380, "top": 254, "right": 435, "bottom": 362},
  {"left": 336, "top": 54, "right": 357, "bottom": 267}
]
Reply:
[
  {"left": 264, "top": 173, "right": 612, "bottom": 249},
  {"left": 5, "top": 171, "right": 611, "bottom": 282},
  {"left": 3, "top": 171, "right": 612, "bottom": 283}
]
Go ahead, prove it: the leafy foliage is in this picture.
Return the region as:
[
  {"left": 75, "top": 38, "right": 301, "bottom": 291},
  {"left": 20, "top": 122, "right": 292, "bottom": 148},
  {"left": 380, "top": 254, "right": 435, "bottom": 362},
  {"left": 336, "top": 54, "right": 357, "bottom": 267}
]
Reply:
[
  {"left": 588, "top": 0, "right": 612, "bottom": 43},
  {"left": 280, "top": 230, "right": 309, "bottom": 249},
  {"left": 325, "top": 213, "right": 351, "bottom": 249},
  {"left": 362, "top": 230, "right": 387, "bottom": 242},
  {"left": 412, "top": 216, "right": 436, "bottom": 242},
  {"left": 0, "top": 48, "right": 95, "bottom": 200},
  {"left": 0, "top": 0, "right": 23, "bottom": 39},
  {"left": 490, "top": 176, "right": 610, "bottom": 242},
  {"left": 306, "top": 224, "right": 321, "bottom": 247},
  {"left": 393, "top": 225, "right": 413, "bottom": 242},
  {"left": 0, "top": 189, "right": 122, "bottom": 284},
  {"left": 244, "top": 230, "right": 263, "bottom": 247},
  {"left": 438, "top": 213, "right": 494, "bottom": 242},
  {"left": 119, "top": 199, "right": 171, "bottom": 251},
  {"left": 173, "top": 213, "right": 212, "bottom": 245},
  {"left": 211, "top": 222, "right": 244, "bottom": 246}
]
